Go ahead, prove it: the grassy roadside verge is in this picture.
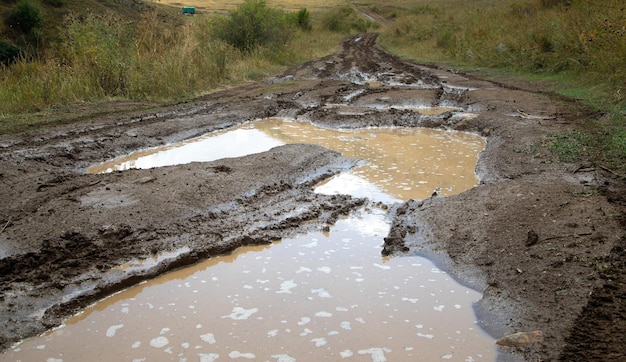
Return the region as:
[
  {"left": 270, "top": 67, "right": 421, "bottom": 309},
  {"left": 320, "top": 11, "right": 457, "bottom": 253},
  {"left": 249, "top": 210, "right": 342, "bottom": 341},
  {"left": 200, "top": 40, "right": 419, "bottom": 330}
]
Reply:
[
  {"left": 0, "top": 2, "right": 346, "bottom": 134},
  {"left": 373, "top": 0, "right": 625, "bottom": 173}
]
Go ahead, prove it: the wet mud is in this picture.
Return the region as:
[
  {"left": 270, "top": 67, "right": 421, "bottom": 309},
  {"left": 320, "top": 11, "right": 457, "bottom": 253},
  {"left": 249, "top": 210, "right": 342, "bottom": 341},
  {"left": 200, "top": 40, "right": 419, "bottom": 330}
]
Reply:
[{"left": 0, "top": 33, "right": 624, "bottom": 361}]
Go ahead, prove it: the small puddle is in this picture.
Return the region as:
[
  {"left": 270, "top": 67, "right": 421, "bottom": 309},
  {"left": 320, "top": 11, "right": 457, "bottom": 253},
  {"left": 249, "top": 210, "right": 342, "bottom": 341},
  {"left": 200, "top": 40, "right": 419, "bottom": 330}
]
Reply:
[{"left": 3, "top": 118, "right": 496, "bottom": 361}]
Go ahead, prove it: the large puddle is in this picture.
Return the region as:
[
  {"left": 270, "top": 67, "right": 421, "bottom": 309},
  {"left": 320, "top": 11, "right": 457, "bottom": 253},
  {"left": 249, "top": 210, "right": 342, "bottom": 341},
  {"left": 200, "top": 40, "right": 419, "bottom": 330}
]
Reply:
[
  {"left": 88, "top": 118, "right": 485, "bottom": 201},
  {"left": 3, "top": 119, "right": 496, "bottom": 361}
]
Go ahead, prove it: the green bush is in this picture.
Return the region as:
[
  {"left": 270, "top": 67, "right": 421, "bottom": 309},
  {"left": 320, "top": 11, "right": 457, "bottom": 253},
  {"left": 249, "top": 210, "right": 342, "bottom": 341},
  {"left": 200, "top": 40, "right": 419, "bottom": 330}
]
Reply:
[
  {"left": 294, "top": 8, "right": 312, "bottom": 31},
  {"left": 211, "top": 0, "right": 293, "bottom": 53},
  {"left": 0, "top": 39, "right": 22, "bottom": 64},
  {"left": 4, "top": 0, "right": 42, "bottom": 34}
]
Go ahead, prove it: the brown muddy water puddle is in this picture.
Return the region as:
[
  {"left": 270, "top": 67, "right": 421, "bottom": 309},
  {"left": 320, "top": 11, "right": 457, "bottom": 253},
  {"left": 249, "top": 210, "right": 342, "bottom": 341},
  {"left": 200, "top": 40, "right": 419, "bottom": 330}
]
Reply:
[
  {"left": 88, "top": 118, "right": 485, "bottom": 202},
  {"left": 4, "top": 119, "right": 496, "bottom": 361}
]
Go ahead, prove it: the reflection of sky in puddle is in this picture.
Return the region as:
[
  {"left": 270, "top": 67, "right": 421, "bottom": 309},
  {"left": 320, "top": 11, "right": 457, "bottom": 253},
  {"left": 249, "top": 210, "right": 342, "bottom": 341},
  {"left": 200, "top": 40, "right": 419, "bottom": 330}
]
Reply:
[
  {"left": 93, "top": 128, "right": 284, "bottom": 172},
  {"left": 88, "top": 118, "right": 485, "bottom": 201},
  {"left": 4, "top": 208, "right": 496, "bottom": 361}
]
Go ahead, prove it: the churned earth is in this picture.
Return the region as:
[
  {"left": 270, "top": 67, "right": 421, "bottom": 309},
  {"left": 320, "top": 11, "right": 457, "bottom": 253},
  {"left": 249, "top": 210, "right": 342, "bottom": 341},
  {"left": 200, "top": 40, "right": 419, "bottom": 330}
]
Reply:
[{"left": 0, "top": 34, "right": 624, "bottom": 361}]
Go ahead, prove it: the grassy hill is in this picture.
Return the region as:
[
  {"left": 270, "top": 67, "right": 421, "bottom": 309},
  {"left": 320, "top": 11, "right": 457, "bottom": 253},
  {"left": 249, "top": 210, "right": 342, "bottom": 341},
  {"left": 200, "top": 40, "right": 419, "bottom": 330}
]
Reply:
[{"left": 1, "top": 0, "right": 182, "bottom": 55}]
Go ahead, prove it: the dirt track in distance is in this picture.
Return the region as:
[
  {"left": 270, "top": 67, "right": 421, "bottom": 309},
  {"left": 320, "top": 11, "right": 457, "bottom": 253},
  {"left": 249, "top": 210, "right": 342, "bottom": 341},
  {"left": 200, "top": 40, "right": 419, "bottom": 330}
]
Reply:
[{"left": 0, "top": 34, "right": 624, "bottom": 361}]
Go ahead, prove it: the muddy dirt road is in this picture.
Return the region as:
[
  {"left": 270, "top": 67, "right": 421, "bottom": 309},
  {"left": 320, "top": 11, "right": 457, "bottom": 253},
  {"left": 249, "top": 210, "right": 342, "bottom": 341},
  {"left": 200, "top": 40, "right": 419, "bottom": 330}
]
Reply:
[{"left": 1, "top": 34, "right": 624, "bottom": 361}]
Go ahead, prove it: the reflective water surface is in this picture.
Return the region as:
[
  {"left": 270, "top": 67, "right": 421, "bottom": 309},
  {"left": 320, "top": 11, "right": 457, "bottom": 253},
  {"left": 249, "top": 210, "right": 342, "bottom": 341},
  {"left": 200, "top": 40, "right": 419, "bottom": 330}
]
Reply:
[
  {"left": 3, "top": 119, "right": 495, "bottom": 361},
  {"left": 4, "top": 209, "right": 495, "bottom": 361},
  {"left": 88, "top": 118, "right": 485, "bottom": 201}
]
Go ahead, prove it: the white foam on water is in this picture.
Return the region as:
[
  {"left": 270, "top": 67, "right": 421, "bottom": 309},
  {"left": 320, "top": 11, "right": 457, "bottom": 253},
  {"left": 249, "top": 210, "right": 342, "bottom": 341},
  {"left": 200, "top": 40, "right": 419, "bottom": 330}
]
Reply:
[
  {"left": 46, "top": 359, "right": 63, "bottom": 362},
  {"left": 340, "top": 321, "right": 352, "bottom": 330},
  {"left": 373, "top": 263, "right": 391, "bottom": 270},
  {"left": 131, "top": 341, "right": 141, "bottom": 348},
  {"left": 299, "top": 328, "right": 312, "bottom": 336},
  {"left": 267, "top": 329, "right": 279, "bottom": 337},
  {"left": 311, "top": 337, "right": 327, "bottom": 347},
  {"left": 317, "top": 266, "right": 332, "bottom": 274},
  {"left": 358, "top": 347, "right": 391, "bottom": 362},
  {"left": 149, "top": 336, "right": 169, "bottom": 348},
  {"left": 301, "top": 241, "right": 318, "bottom": 248},
  {"left": 418, "top": 333, "right": 435, "bottom": 339},
  {"left": 200, "top": 333, "right": 216, "bottom": 344},
  {"left": 271, "top": 354, "right": 296, "bottom": 362},
  {"left": 315, "top": 311, "right": 332, "bottom": 318},
  {"left": 277, "top": 280, "right": 297, "bottom": 294},
  {"left": 222, "top": 307, "right": 258, "bottom": 320},
  {"left": 295, "top": 266, "right": 312, "bottom": 274},
  {"left": 297, "top": 317, "right": 311, "bottom": 326},
  {"left": 340, "top": 350, "right": 354, "bottom": 358},
  {"left": 198, "top": 353, "right": 219, "bottom": 362},
  {"left": 228, "top": 351, "right": 256, "bottom": 359},
  {"left": 105, "top": 324, "right": 124, "bottom": 337},
  {"left": 311, "top": 288, "right": 332, "bottom": 298}
]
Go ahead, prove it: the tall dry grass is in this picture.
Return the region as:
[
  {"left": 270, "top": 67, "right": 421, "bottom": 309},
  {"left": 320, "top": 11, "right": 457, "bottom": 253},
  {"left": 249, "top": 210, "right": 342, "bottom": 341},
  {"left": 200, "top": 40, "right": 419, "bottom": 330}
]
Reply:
[
  {"left": 0, "top": 7, "right": 344, "bottom": 119},
  {"left": 378, "top": 0, "right": 625, "bottom": 105},
  {"left": 377, "top": 0, "right": 625, "bottom": 171}
]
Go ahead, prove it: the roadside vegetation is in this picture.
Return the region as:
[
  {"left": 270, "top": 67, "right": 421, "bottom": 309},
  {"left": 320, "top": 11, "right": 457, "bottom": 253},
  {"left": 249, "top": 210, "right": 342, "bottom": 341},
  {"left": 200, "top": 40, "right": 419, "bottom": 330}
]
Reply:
[
  {"left": 0, "top": 0, "right": 623, "bottom": 172},
  {"left": 375, "top": 0, "right": 625, "bottom": 173},
  {"left": 0, "top": 1, "right": 346, "bottom": 122}
]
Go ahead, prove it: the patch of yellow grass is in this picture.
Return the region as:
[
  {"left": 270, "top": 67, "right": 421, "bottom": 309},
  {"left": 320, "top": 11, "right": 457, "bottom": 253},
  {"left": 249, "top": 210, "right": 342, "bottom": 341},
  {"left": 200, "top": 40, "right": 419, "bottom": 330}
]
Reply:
[{"left": 151, "top": 0, "right": 346, "bottom": 13}]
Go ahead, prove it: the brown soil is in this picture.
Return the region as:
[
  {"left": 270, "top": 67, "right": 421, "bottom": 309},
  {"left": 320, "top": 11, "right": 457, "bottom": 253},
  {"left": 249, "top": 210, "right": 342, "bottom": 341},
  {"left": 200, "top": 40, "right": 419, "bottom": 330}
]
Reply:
[{"left": 0, "top": 34, "right": 624, "bottom": 361}]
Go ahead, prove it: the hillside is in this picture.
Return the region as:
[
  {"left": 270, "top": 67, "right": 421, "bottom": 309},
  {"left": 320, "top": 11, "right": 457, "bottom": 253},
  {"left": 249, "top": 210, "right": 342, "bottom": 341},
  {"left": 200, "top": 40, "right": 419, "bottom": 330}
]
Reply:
[{"left": 1, "top": 0, "right": 182, "bottom": 59}]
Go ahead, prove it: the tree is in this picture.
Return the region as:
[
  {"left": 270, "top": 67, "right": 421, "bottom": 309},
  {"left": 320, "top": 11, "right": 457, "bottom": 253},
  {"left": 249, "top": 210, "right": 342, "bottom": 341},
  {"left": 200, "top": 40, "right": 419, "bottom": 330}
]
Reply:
[{"left": 5, "top": 0, "right": 43, "bottom": 35}]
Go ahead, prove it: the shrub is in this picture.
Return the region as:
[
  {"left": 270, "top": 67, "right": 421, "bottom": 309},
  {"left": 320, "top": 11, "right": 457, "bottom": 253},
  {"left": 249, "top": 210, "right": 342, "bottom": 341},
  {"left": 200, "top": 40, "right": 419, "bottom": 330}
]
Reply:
[
  {"left": 321, "top": 6, "right": 353, "bottom": 33},
  {"left": 211, "top": 0, "right": 293, "bottom": 53},
  {"left": 0, "top": 39, "right": 22, "bottom": 64},
  {"left": 4, "top": 0, "right": 42, "bottom": 34},
  {"left": 321, "top": 6, "right": 374, "bottom": 34},
  {"left": 294, "top": 8, "right": 312, "bottom": 31},
  {"left": 43, "top": 0, "right": 65, "bottom": 7}
]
